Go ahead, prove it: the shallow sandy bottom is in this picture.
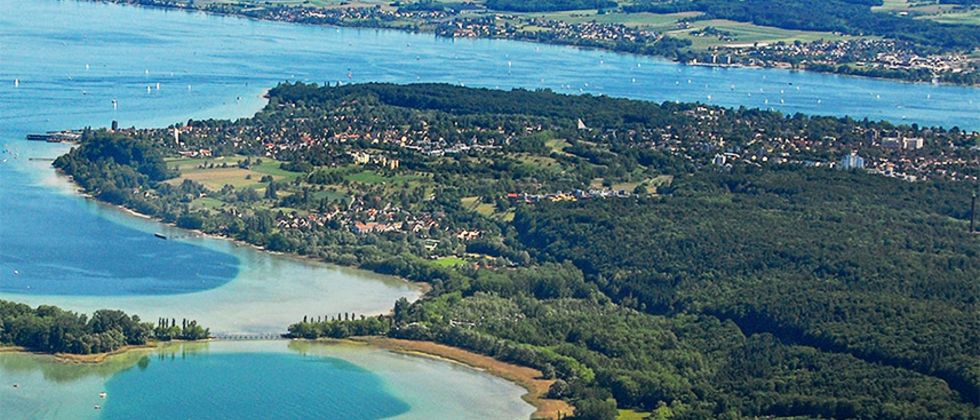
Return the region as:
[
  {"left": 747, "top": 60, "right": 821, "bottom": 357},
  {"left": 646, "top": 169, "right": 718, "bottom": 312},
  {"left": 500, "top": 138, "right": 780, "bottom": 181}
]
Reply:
[{"left": 0, "top": 340, "right": 535, "bottom": 420}]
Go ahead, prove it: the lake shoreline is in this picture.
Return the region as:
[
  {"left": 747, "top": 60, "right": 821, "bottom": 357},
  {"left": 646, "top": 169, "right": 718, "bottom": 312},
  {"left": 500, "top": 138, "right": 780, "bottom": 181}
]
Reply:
[
  {"left": 52, "top": 167, "right": 432, "bottom": 300},
  {"left": 6, "top": 337, "right": 559, "bottom": 417},
  {"left": 2, "top": 340, "right": 186, "bottom": 364},
  {"left": 353, "top": 336, "right": 575, "bottom": 419},
  {"left": 79, "top": 0, "right": 978, "bottom": 88}
]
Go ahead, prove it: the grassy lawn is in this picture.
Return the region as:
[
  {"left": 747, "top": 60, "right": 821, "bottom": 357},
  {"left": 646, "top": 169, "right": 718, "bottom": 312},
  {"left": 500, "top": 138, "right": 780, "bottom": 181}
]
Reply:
[
  {"left": 462, "top": 195, "right": 514, "bottom": 221},
  {"left": 461, "top": 196, "right": 496, "bottom": 216},
  {"left": 545, "top": 138, "right": 570, "bottom": 154},
  {"left": 166, "top": 155, "right": 302, "bottom": 190},
  {"left": 191, "top": 197, "right": 227, "bottom": 210},
  {"left": 920, "top": 9, "right": 980, "bottom": 26},
  {"left": 873, "top": 0, "right": 913, "bottom": 12},
  {"left": 432, "top": 256, "right": 467, "bottom": 268},
  {"left": 252, "top": 159, "right": 304, "bottom": 181},
  {"left": 516, "top": 153, "right": 560, "bottom": 168},
  {"left": 311, "top": 189, "right": 349, "bottom": 203},
  {"left": 874, "top": 0, "right": 966, "bottom": 17},
  {"left": 344, "top": 169, "right": 424, "bottom": 185},
  {"left": 617, "top": 409, "right": 651, "bottom": 420},
  {"left": 591, "top": 174, "right": 671, "bottom": 194},
  {"left": 169, "top": 167, "right": 262, "bottom": 190}
]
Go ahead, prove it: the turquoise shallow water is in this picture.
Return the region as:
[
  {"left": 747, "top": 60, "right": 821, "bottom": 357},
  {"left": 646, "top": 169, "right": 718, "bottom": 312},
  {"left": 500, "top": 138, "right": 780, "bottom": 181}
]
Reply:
[
  {"left": 0, "top": 340, "right": 536, "bottom": 420},
  {"left": 101, "top": 351, "right": 411, "bottom": 419}
]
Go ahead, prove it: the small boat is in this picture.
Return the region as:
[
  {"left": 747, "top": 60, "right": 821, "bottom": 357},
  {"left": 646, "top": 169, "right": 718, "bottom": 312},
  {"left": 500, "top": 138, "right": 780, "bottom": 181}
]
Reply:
[
  {"left": 99, "top": 391, "right": 107, "bottom": 398},
  {"left": 154, "top": 233, "right": 168, "bottom": 240},
  {"left": 94, "top": 405, "right": 101, "bottom": 410}
]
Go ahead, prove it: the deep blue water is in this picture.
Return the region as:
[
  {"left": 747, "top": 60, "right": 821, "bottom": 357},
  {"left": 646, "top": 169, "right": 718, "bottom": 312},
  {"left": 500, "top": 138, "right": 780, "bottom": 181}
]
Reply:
[
  {"left": 0, "top": 171, "right": 240, "bottom": 295},
  {"left": 102, "top": 351, "right": 411, "bottom": 419},
  {"left": 0, "top": 0, "right": 976, "bottom": 298}
]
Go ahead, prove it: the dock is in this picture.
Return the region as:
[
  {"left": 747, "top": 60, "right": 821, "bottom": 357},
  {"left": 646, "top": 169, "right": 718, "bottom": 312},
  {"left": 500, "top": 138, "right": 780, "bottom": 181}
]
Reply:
[{"left": 25, "top": 131, "right": 80, "bottom": 143}]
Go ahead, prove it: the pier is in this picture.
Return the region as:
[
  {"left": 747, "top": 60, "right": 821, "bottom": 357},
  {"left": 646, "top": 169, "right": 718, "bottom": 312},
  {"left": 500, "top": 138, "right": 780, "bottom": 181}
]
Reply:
[{"left": 25, "top": 131, "right": 80, "bottom": 143}]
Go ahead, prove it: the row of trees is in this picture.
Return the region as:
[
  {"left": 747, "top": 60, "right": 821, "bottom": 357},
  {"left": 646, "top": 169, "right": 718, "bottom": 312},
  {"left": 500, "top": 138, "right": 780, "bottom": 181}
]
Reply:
[{"left": 0, "top": 300, "right": 210, "bottom": 354}]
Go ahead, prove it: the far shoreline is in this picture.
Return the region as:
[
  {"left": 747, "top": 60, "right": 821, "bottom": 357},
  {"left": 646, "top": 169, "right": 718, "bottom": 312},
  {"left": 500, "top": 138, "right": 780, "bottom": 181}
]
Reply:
[{"left": 82, "top": 0, "right": 979, "bottom": 88}]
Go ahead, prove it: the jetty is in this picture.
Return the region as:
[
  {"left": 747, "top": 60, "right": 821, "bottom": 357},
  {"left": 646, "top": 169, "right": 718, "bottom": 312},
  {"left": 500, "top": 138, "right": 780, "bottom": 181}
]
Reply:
[{"left": 25, "top": 131, "right": 80, "bottom": 143}]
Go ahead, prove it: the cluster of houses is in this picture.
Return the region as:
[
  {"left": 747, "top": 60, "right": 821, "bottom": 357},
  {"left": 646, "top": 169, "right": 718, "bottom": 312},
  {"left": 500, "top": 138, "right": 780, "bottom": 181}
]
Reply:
[
  {"left": 624, "top": 107, "right": 977, "bottom": 182},
  {"left": 162, "top": 102, "right": 524, "bottom": 164},
  {"left": 692, "top": 39, "right": 977, "bottom": 81},
  {"left": 506, "top": 188, "right": 633, "bottom": 204},
  {"left": 436, "top": 14, "right": 663, "bottom": 48},
  {"left": 350, "top": 151, "right": 399, "bottom": 170},
  {"left": 873, "top": 50, "right": 973, "bottom": 76}
]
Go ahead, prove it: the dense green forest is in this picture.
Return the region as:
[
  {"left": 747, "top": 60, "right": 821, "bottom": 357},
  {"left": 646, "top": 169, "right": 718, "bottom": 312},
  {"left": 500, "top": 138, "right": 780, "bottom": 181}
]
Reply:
[
  {"left": 290, "top": 167, "right": 979, "bottom": 419},
  {"left": 57, "top": 83, "right": 979, "bottom": 418},
  {"left": 0, "top": 300, "right": 209, "bottom": 354},
  {"left": 514, "top": 167, "right": 980, "bottom": 406},
  {"left": 624, "top": 0, "right": 980, "bottom": 51}
]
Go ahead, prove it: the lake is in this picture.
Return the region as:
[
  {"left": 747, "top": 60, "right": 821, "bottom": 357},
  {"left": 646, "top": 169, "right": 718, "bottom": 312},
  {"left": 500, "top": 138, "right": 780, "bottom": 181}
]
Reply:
[
  {"left": 0, "top": 0, "right": 977, "bottom": 418},
  {"left": 0, "top": 340, "right": 535, "bottom": 419}
]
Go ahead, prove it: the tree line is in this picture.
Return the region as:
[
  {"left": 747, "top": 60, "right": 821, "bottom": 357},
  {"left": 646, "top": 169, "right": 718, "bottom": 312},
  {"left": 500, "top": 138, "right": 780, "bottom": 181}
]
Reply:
[{"left": 0, "top": 300, "right": 209, "bottom": 355}]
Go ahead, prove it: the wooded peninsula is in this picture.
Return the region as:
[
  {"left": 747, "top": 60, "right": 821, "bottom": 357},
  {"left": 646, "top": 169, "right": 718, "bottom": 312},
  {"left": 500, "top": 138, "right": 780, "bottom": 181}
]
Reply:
[
  {"left": 0, "top": 300, "right": 209, "bottom": 356},
  {"left": 52, "top": 83, "right": 978, "bottom": 419}
]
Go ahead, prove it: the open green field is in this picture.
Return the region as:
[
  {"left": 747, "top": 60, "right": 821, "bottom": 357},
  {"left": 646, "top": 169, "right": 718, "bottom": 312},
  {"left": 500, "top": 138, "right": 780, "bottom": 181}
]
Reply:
[
  {"left": 432, "top": 256, "right": 467, "bottom": 268},
  {"left": 345, "top": 169, "right": 421, "bottom": 184},
  {"left": 920, "top": 9, "right": 980, "bottom": 26},
  {"left": 590, "top": 174, "right": 672, "bottom": 195},
  {"left": 461, "top": 195, "right": 514, "bottom": 221},
  {"left": 167, "top": 155, "right": 301, "bottom": 190},
  {"left": 617, "top": 409, "right": 652, "bottom": 420},
  {"left": 512, "top": 8, "right": 860, "bottom": 50},
  {"left": 874, "top": 0, "right": 916, "bottom": 12},
  {"left": 668, "top": 19, "right": 857, "bottom": 49},
  {"left": 873, "top": 0, "right": 958, "bottom": 13},
  {"left": 190, "top": 196, "right": 227, "bottom": 209}
]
